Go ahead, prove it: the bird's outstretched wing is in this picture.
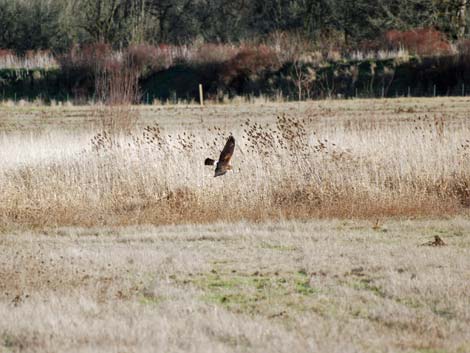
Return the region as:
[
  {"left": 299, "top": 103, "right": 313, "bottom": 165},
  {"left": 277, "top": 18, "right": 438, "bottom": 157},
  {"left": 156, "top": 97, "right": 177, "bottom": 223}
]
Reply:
[{"left": 218, "top": 136, "right": 235, "bottom": 167}]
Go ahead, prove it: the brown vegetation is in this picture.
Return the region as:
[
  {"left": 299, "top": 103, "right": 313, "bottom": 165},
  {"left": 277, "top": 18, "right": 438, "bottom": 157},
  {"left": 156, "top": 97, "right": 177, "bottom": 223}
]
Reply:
[
  {"left": 1, "top": 99, "right": 470, "bottom": 352},
  {"left": 1, "top": 98, "right": 470, "bottom": 231},
  {"left": 384, "top": 28, "right": 453, "bottom": 56}
]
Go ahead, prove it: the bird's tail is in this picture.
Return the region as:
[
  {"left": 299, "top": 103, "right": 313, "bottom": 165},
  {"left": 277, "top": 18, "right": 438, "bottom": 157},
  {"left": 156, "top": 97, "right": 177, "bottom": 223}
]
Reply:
[{"left": 204, "top": 158, "right": 216, "bottom": 166}]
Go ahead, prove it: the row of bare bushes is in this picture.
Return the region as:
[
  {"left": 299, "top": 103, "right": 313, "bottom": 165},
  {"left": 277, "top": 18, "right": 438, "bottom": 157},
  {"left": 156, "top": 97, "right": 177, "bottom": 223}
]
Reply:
[
  {"left": 55, "top": 41, "right": 283, "bottom": 104},
  {"left": 2, "top": 28, "right": 468, "bottom": 71},
  {"left": 39, "top": 28, "right": 470, "bottom": 102},
  {"left": 3, "top": 28, "right": 470, "bottom": 104},
  {"left": 1, "top": 111, "right": 470, "bottom": 230}
]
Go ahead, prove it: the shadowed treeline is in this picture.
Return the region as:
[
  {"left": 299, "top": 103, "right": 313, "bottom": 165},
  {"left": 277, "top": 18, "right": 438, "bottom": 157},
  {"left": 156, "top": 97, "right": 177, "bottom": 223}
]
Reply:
[{"left": 3, "top": 51, "right": 470, "bottom": 103}]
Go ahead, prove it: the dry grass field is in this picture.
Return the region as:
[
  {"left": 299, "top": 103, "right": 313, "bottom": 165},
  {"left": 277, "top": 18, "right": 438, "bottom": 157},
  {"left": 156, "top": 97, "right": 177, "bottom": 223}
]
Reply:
[
  {"left": 1, "top": 220, "right": 470, "bottom": 353},
  {"left": 1, "top": 97, "right": 470, "bottom": 352},
  {"left": 2, "top": 97, "right": 470, "bottom": 229}
]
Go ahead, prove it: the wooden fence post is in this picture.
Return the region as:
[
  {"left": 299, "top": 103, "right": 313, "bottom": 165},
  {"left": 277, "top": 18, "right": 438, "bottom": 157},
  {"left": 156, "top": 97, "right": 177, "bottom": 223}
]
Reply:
[{"left": 199, "top": 84, "right": 204, "bottom": 106}]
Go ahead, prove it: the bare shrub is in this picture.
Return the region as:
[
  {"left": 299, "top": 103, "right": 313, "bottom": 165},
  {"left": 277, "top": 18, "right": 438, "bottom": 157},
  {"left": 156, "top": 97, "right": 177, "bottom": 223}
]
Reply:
[
  {"left": 220, "top": 45, "right": 280, "bottom": 88},
  {"left": 90, "top": 47, "right": 140, "bottom": 106},
  {"left": 126, "top": 43, "right": 176, "bottom": 72},
  {"left": 192, "top": 43, "right": 239, "bottom": 65},
  {"left": 267, "top": 31, "right": 319, "bottom": 100},
  {"left": 60, "top": 43, "right": 141, "bottom": 133},
  {"left": 267, "top": 31, "right": 318, "bottom": 64},
  {"left": 59, "top": 43, "right": 140, "bottom": 107},
  {"left": 59, "top": 42, "right": 112, "bottom": 75},
  {"left": 384, "top": 28, "right": 453, "bottom": 57}
]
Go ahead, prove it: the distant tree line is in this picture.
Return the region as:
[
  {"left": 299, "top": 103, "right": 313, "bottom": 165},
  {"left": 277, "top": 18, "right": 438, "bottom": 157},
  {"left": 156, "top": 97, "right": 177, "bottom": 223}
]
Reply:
[{"left": 0, "top": 0, "right": 469, "bottom": 53}]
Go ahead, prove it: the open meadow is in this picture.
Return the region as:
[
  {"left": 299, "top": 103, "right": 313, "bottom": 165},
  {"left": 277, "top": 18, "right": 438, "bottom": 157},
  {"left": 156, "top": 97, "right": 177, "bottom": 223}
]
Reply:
[{"left": 1, "top": 98, "right": 470, "bottom": 352}]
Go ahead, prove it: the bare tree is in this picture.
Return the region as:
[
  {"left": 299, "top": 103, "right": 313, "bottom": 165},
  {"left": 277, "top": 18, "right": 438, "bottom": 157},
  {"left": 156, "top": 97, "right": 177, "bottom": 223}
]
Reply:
[
  {"left": 457, "top": 0, "right": 467, "bottom": 38},
  {"left": 280, "top": 32, "right": 316, "bottom": 100}
]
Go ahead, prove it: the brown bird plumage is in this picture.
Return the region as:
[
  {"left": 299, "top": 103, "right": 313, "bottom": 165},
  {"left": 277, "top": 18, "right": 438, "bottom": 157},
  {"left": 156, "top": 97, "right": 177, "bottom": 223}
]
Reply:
[
  {"left": 421, "top": 235, "right": 447, "bottom": 247},
  {"left": 205, "top": 136, "right": 235, "bottom": 177}
]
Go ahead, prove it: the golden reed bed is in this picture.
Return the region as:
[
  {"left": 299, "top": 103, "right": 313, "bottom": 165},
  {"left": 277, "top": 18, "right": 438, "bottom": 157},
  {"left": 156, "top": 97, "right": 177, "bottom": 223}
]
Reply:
[{"left": 1, "top": 98, "right": 470, "bottom": 230}]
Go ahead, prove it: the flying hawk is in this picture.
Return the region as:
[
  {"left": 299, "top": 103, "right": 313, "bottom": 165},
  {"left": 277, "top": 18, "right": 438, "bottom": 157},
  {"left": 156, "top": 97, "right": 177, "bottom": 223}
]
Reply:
[{"left": 205, "top": 136, "right": 235, "bottom": 177}]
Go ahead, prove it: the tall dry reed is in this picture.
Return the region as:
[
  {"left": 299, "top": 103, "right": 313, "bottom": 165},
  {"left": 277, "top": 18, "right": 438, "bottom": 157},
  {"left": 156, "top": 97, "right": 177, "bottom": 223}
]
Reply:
[{"left": 0, "top": 111, "right": 469, "bottom": 230}]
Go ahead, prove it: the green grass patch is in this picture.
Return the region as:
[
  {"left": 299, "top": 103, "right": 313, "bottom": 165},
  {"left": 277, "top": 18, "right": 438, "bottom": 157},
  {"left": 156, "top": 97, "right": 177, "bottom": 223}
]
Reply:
[
  {"left": 259, "top": 241, "right": 297, "bottom": 251},
  {"left": 176, "top": 269, "right": 322, "bottom": 316},
  {"left": 138, "top": 294, "right": 166, "bottom": 306},
  {"left": 351, "top": 278, "right": 387, "bottom": 298}
]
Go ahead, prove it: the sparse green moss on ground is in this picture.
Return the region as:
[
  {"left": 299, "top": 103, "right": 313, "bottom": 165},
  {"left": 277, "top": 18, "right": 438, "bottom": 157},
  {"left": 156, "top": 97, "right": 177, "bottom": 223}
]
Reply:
[{"left": 176, "top": 269, "right": 320, "bottom": 316}]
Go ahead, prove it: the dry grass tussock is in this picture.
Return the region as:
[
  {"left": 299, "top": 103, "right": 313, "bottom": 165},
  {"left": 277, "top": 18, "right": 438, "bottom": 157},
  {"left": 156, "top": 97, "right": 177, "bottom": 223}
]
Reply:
[
  {"left": 0, "top": 49, "right": 58, "bottom": 70},
  {"left": 1, "top": 100, "right": 470, "bottom": 229},
  {"left": 1, "top": 219, "right": 469, "bottom": 352}
]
